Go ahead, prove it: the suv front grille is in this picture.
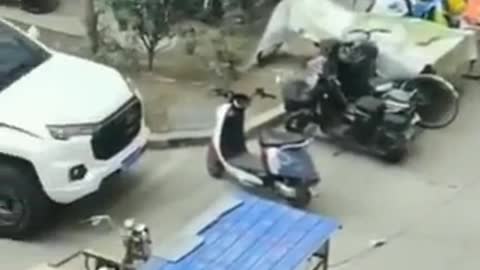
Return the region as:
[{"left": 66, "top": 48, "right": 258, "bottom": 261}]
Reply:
[{"left": 91, "top": 97, "right": 142, "bottom": 160}]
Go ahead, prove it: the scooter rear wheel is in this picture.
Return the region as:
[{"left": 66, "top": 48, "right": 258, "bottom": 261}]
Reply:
[
  {"left": 207, "top": 143, "right": 224, "bottom": 179},
  {"left": 287, "top": 187, "right": 312, "bottom": 208}
]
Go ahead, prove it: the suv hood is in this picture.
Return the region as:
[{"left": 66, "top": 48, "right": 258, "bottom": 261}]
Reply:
[{"left": 0, "top": 52, "right": 134, "bottom": 136}]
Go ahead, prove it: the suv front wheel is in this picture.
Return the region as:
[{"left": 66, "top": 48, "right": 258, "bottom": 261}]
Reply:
[{"left": 0, "top": 162, "right": 52, "bottom": 239}]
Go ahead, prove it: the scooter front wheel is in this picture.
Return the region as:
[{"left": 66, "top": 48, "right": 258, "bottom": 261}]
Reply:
[
  {"left": 207, "top": 143, "right": 224, "bottom": 179},
  {"left": 287, "top": 187, "right": 312, "bottom": 208}
]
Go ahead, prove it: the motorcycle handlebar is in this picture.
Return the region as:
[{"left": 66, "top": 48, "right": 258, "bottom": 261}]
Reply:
[{"left": 211, "top": 87, "right": 277, "bottom": 100}]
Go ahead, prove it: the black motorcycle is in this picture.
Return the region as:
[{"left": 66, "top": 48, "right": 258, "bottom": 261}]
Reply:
[
  {"left": 283, "top": 74, "right": 459, "bottom": 162},
  {"left": 282, "top": 30, "right": 459, "bottom": 162}
]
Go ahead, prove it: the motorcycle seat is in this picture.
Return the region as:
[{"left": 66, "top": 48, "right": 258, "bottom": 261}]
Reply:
[
  {"left": 355, "top": 96, "right": 385, "bottom": 114},
  {"left": 229, "top": 153, "right": 265, "bottom": 174},
  {"left": 260, "top": 129, "right": 307, "bottom": 147}
]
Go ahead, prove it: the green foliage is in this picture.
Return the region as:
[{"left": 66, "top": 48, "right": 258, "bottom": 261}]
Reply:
[
  {"left": 105, "top": 0, "right": 178, "bottom": 70},
  {"left": 101, "top": 0, "right": 261, "bottom": 71}
]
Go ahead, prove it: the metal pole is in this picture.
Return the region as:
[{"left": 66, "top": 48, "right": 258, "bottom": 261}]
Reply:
[{"left": 324, "top": 240, "right": 330, "bottom": 270}]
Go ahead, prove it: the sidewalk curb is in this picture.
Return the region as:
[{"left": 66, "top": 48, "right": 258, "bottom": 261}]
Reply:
[
  {"left": 146, "top": 105, "right": 285, "bottom": 150},
  {"left": 0, "top": 7, "right": 86, "bottom": 37}
]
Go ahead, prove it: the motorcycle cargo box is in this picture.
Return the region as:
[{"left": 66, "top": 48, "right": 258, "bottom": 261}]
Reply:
[{"left": 282, "top": 80, "right": 315, "bottom": 112}]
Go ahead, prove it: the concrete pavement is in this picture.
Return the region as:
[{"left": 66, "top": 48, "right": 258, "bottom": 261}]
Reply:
[
  {"left": 0, "top": 148, "right": 231, "bottom": 269},
  {"left": 2, "top": 78, "right": 480, "bottom": 269},
  {"left": 0, "top": 0, "right": 478, "bottom": 268},
  {"left": 1, "top": 77, "right": 479, "bottom": 269},
  {"left": 0, "top": 0, "right": 86, "bottom": 36}
]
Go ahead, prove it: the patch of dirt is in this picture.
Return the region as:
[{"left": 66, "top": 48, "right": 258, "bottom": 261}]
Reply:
[{"left": 133, "top": 63, "right": 285, "bottom": 133}]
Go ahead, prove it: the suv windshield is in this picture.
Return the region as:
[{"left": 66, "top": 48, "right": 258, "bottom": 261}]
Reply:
[{"left": 0, "top": 21, "right": 51, "bottom": 91}]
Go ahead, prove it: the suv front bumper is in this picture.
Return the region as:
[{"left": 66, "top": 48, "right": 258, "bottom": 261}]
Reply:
[{"left": 34, "top": 123, "right": 150, "bottom": 204}]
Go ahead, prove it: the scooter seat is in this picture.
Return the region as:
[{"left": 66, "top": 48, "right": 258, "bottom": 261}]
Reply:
[
  {"left": 229, "top": 153, "right": 265, "bottom": 174},
  {"left": 260, "top": 129, "right": 307, "bottom": 147}
]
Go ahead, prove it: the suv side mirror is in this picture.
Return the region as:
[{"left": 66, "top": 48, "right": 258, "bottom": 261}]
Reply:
[{"left": 26, "top": 25, "right": 40, "bottom": 40}]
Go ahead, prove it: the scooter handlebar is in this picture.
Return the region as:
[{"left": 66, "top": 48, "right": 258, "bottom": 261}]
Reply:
[
  {"left": 211, "top": 87, "right": 276, "bottom": 100},
  {"left": 253, "top": 87, "right": 277, "bottom": 99},
  {"left": 211, "top": 88, "right": 233, "bottom": 98}
]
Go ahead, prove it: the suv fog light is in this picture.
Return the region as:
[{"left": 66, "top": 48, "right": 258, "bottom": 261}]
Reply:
[{"left": 69, "top": 165, "right": 87, "bottom": 181}]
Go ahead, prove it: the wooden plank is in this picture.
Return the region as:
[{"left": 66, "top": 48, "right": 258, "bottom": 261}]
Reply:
[
  {"left": 141, "top": 194, "right": 340, "bottom": 270},
  {"left": 153, "top": 234, "right": 204, "bottom": 263},
  {"left": 172, "top": 199, "right": 269, "bottom": 270},
  {"left": 271, "top": 218, "right": 339, "bottom": 270},
  {"left": 181, "top": 194, "right": 244, "bottom": 236},
  {"left": 247, "top": 214, "right": 320, "bottom": 269},
  {"left": 228, "top": 207, "right": 305, "bottom": 270},
  {"left": 206, "top": 199, "right": 288, "bottom": 269},
  {"left": 200, "top": 200, "right": 272, "bottom": 265},
  {"left": 156, "top": 196, "right": 258, "bottom": 270}
]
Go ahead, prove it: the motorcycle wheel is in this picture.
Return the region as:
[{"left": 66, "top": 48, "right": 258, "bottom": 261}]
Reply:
[
  {"left": 287, "top": 187, "right": 311, "bottom": 208},
  {"left": 402, "top": 74, "right": 460, "bottom": 129},
  {"left": 285, "top": 113, "right": 310, "bottom": 134},
  {"left": 206, "top": 143, "right": 224, "bottom": 179},
  {"left": 382, "top": 146, "right": 408, "bottom": 163}
]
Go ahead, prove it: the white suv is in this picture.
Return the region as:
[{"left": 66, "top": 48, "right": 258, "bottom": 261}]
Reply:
[{"left": 0, "top": 19, "right": 150, "bottom": 239}]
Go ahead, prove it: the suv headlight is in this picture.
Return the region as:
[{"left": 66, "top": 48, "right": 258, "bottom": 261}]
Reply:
[{"left": 47, "top": 123, "right": 99, "bottom": 140}]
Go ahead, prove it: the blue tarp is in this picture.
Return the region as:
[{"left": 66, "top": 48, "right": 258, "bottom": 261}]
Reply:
[{"left": 141, "top": 193, "right": 340, "bottom": 270}]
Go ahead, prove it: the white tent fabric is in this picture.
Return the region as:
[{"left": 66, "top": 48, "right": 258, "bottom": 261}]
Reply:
[{"left": 250, "top": 0, "right": 478, "bottom": 78}]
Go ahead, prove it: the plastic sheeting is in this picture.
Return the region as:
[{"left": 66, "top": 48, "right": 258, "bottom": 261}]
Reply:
[
  {"left": 250, "top": 0, "right": 478, "bottom": 78},
  {"left": 368, "top": 0, "right": 413, "bottom": 16}
]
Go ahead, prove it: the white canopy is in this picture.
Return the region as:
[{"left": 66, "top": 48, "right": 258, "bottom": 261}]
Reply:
[{"left": 249, "top": 0, "right": 478, "bottom": 78}]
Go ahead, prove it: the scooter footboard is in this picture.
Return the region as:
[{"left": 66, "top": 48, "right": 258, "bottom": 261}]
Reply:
[{"left": 265, "top": 147, "right": 319, "bottom": 183}]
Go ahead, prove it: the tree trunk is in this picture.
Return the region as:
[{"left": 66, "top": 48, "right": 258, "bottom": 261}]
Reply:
[
  {"left": 147, "top": 47, "right": 155, "bottom": 71},
  {"left": 84, "top": 0, "right": 99, "bottom": 54},
  {"left": 211, "top": 0, "right": 224, "bottom": 19}
]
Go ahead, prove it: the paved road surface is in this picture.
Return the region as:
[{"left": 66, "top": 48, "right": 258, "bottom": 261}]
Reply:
[{"left": 2, "top": 79, "right": 480, "bottom": 270}]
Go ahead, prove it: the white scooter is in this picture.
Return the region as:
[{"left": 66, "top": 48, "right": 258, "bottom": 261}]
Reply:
[{"left": 206, "top": 88, "right": 321, "bottom": 207}]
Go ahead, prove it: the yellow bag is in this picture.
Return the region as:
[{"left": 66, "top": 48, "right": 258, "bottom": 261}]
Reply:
[{"left": 447, "top": 0, "right": 466, "bottom": 15}]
